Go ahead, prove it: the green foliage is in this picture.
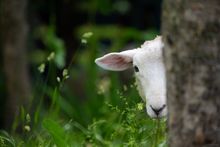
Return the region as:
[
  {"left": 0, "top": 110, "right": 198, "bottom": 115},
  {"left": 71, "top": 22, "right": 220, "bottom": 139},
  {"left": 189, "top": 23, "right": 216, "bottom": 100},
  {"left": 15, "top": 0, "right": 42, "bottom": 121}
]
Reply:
[
  {"left": 0, "top": 24, "right": 166, "bottom": 146},
  {"left": 43, "top": 119, "right": 68, "bottom": 147},
  {"left": 32, "top": 25, "right": 66, "bottom": 68},
  {"left": 0, "top": 131, "right": 16, "bottom": 147},
  {"left": 1, "top": 97, "right": 166, "bottom": 146}
]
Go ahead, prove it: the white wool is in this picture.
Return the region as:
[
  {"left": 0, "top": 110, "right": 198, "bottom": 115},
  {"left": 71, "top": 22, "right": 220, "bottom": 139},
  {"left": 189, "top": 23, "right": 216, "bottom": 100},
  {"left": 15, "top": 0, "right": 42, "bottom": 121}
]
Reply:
[{"left": 132, "top": 36, "right": 167, "bottom": 118}]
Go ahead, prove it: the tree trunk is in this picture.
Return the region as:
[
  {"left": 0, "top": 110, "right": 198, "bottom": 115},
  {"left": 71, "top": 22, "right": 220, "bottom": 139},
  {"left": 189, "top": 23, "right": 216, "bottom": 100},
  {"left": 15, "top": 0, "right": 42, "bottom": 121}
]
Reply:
[
  {"left": 162, "top": 0, "right": 220, "bottom": 146},
  {"left": 0, "top": 0, "right": 31, "bottom": 129}
]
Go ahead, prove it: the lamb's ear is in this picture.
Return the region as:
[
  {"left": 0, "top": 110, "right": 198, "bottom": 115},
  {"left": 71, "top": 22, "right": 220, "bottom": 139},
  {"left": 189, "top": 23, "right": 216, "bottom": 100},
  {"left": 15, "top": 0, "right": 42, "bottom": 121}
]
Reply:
[{"left": 95, "top": 49, "right": 137, "bottom": 71}]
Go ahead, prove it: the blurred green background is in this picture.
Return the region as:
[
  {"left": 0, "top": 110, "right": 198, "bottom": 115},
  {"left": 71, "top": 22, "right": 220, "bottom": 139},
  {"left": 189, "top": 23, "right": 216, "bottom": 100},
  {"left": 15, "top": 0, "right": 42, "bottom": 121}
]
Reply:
[{"left": 0, "top": 0, "right": 167, "bottom": 146}]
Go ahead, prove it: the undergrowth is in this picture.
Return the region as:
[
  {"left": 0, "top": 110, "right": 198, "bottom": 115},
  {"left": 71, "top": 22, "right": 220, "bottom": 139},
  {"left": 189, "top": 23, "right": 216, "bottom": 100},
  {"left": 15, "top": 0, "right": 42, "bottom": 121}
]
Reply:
[
  {"left": 0, "top": 28, "right": 167, "bottom": 147},
  {"left": 0, "top": 98, "right": 167, "bottom": 147}
]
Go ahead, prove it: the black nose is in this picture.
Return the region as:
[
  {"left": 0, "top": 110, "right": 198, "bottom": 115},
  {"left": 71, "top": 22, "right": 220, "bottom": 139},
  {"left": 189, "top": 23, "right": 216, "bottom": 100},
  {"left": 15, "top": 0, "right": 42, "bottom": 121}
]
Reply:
[{"left": 150, "top": 105, "right": 166, "bottom": 115}]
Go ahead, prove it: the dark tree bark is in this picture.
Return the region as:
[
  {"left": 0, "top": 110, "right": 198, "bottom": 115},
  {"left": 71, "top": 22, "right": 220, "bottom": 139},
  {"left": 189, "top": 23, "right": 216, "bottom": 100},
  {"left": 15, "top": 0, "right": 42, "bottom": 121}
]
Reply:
[
  {"left": 162, "top": 0, "right": 220, "bottom": 147},
  {"left": 0, "top": 0, "right": 31, "bottom": 129}
]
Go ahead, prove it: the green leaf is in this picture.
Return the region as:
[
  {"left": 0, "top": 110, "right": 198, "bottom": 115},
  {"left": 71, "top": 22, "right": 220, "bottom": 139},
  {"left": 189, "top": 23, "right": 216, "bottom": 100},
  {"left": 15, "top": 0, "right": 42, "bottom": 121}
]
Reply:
[
  {"left": 43, "top": 119, "right": 68, "bottom": 147},
  {"left": 0, "top": 131, "right": 16, "bottom": 147}
]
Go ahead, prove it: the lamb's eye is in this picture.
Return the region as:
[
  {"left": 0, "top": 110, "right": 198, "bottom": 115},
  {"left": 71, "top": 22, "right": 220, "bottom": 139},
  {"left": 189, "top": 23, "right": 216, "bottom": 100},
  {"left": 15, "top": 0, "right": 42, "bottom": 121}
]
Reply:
[{"left": 134, "top": 66, "right": 139, "bottom": 72}]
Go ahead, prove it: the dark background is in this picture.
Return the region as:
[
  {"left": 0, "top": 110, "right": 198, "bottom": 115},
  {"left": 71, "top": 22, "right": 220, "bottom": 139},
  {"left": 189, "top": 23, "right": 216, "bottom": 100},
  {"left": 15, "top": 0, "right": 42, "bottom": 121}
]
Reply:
[{"left": 0, "top": 0, "right": 162, "bottom": 129}]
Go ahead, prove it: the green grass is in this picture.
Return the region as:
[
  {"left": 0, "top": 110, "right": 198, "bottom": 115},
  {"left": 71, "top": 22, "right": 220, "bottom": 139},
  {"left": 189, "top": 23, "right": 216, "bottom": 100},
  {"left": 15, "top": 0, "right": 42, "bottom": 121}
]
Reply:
[
  {"left": 0, "top": 98, "right": 167, "bottom": 147},
  {"left": 0, "top": 25, "right": 167, "bottom": 147}
]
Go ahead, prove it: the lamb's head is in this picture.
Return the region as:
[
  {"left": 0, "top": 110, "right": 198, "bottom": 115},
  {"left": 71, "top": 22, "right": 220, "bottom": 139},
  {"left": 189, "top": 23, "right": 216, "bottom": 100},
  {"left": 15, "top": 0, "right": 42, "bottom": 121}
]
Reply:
[{"left": 95, "top": 36, "right": 167, "bottom": 118}]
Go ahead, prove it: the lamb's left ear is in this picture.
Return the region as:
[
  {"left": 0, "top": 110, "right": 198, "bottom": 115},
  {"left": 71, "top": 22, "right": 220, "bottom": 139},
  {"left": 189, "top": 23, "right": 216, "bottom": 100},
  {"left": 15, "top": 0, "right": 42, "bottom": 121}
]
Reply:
[{"left": 95, "top": 49, "right": 137, "bottom": 71}]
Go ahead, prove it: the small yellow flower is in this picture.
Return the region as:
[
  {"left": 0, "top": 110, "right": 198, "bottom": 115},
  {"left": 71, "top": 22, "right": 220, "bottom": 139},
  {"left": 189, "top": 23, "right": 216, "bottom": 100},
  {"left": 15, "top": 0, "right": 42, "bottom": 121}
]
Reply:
[
  {"left": 57, "top": 77, "right": 61, "bottom": 82},
  {"left": 82, "top": 32, "right": 93, "bottom": 38},
  {"left": 97, "top": 78, "right": 110, "bottom": 94},
  {"left": 26, "top": 114, "right": 31, "bottom": 123},
  {"left": 38, "top": 63, "right": 45, "bottom": 73},
  {"left": 137, "top": 103, "right": 144, "bottom": 111},
  {"left": 62, "top": 69, "right": 68, "bottom": 77},
  {"left": 24, "top": 125, "right": 31, "bottom": 132},
  {"left": 81, "top": 39, "right": 87, "bottom": 44},
  {"left": 47, "top": 52, "right": 55, "bottom": 61},
  {"left": 123, "top": 85, "right": 128, "bottom": 91}
]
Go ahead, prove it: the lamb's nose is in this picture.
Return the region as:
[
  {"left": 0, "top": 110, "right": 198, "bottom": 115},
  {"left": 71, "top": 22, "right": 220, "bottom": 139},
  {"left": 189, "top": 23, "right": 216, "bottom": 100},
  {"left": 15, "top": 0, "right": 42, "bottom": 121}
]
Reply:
[{"left": 150, "top": 105, "right": 166, "bottom": 116}]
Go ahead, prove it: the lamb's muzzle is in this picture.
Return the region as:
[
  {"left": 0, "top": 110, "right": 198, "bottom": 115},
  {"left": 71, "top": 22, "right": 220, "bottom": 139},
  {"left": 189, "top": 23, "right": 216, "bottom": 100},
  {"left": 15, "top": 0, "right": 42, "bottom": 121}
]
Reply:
[{"left": 150, "top": 104, "right": 166, "bottom": 117}]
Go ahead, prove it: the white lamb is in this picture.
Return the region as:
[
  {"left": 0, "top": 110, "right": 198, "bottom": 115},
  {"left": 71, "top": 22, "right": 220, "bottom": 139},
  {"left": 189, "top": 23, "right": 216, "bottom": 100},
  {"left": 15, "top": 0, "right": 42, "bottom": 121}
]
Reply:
[{"left": 95, "top": 36, "right": 167, "bottom": 118}]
